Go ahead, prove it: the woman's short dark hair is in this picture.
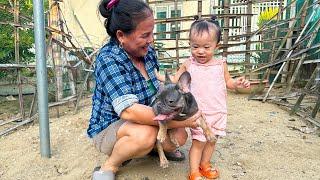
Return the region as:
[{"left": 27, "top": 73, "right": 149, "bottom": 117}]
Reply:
[
  {"left": 189, "top": 15, "right": 221, "bottom": 43},
  {"left": 99, "top": 0, "right": 153, "bottom": 38}
]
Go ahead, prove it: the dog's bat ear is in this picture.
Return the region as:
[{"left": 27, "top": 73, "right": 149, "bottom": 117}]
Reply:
[
  {"left": 158, "top": 82, "right": 165, "bottom": 93},
  {"left": 177, "top": 71, "right": 191, "bottom": 93},
  {"left": 164, "top": 70, "right": 172, "bottom": 85}
]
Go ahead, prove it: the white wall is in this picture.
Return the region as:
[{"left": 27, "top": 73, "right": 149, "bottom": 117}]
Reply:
[{"left": 60, "top": 0, "right": 107, "bottom": 48}]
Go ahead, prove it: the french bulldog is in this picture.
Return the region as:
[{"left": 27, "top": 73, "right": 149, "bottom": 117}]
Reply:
[{"left": 151, "top": 71, "right": 216, "bottom": 168}]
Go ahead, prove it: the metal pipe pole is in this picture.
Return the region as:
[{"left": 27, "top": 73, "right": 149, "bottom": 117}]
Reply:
[{"left": 33, "top": 0, "right": 51, "bottom": 158}]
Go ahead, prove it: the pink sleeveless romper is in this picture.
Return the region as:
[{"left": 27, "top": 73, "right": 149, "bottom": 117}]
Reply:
[{"left": 186, "top": 56, "right": 227, "bottom": 142}]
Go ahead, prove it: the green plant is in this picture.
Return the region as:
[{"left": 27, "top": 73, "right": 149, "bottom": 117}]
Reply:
[{"left": 0, "top": 0, "right": 48, "bottom": 64}]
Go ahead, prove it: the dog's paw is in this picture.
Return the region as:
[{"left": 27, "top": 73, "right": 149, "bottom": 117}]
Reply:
[
  {"left": 205, "top": 131, "right": 217, "bottom": 143},
  {"left": 169, "top": 134, "right": 180, "bottom": 148},
  {"left": 160, "top": 156, "right": 169, "bottom": 168},
  {"left": 172, "top": 139, "right": 180, "bottom": 148}
]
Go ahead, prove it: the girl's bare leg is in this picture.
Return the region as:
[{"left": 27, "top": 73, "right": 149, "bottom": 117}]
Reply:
[
  {"left": 189, "top": 139, "right": 206, "bottom": 173},
  {"left": 200, "top": 141, "right": 216, "bottom": 165}
]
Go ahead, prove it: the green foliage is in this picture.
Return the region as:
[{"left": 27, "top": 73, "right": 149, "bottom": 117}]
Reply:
[{"left": 0, "top": 0, "right": 47, "bottom": 64}]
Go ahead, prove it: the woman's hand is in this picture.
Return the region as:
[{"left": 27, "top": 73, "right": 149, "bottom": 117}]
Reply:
[
  {"left": 166, "top": 110, "right": 202, "bottom": 129},
  {"left": 154, "top": 69, "right": 166, "bottom": 82},
  {"left": 182, "top": 110, "right": 202, "bottom": 128},
  {"left": 235, "top": 77, "right": 250, "bottom": 89}
]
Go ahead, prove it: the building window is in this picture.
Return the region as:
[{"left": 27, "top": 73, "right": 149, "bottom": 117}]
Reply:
[
  {"left": 170, "top": 9, "right": 181, "bottom": 39},
  {"left": 155, "top": 5, "right": 181, "bottom": 40},
  {"left": 156, "top": 11, "right": 167, "bottom": 39}
]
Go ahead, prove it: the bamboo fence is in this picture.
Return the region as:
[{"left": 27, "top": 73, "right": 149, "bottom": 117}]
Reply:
[{"left": 0, "top": 0, "right": 319, "bottom": 135}]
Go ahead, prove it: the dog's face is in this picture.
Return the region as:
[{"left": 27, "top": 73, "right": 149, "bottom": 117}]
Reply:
[{"left": 152, "top": 71, "right": 193, "bottom": 121}]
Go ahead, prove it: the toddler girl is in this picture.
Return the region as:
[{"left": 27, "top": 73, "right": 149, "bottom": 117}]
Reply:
[{"left": 158, "top": 15, "right": 250, "bottom": 179}]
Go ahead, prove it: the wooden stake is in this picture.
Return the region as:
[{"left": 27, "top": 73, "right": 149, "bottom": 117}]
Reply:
[{"left": 290, "top": 67, "right": 318, "bottom": 115}]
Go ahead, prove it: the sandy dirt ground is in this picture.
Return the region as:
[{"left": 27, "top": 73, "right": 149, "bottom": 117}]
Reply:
[{"left": 0, "top": 93, "right": 319, "bottom": 180}]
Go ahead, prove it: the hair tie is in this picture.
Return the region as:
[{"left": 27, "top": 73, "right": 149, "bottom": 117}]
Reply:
[
  {"left": 211, "top": 15, "right": 217, "bottom": 21},
  {"left": 107, "top": 0, "right": 120, "bottom": 10},
  {"left": 193, "top": 15, "right": 200, "bottom": 21},
  {"left": 208, "top": 15, "right": 219, "bottom": 26}
]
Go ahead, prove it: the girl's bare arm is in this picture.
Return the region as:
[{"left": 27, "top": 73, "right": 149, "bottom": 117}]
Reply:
[
  {"left": 223, "top": 63, "right": 250, "bottom": 90},
  {"left": 155, "top": 60, "right": 189, "bottom": 83}
]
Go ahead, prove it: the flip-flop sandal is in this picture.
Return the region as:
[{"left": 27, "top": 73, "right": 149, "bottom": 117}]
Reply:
[
  {"left": 165, "top": 149, "right": 185, "bottom": 161},
  {"left": 93, "top": 159, "right": 132, "bottom": 172},
  {"left": 121, "top": 159, "right": 132, "bottom": 166},
  {"left": 92, "top": 170, "right": 115, "bottom": 180},
  {"left": 148, "top": 149, "right": 185, "bottom": 161}
]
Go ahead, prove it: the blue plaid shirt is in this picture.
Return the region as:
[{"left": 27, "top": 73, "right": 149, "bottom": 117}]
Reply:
[{"left": 87, "top": 38, "right": 160, "bottom": 138}]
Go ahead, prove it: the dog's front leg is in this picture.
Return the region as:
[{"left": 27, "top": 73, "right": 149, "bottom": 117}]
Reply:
[
  {"left": 198, "top": 113, "right": 217, "bottom": 143},
  {"left": 157, "top": 121, "right": 167, "bottom": 143},
  {"left": 156, "top": 140, "right": 169, "bottom": 168}
]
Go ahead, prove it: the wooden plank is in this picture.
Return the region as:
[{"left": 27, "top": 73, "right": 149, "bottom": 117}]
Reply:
[
  {"left": 0, "top": 116, "right": 36, "bottom": 136},
  {"left": 290, "top": 68, "right": 318, "bottom": 115},
  {"left": 303, "top": 59, "right": 320, "bottom": 64},
  {"left": 155, "top": 14, "right": 255, "bottom": 24},
  {"left": 0, "top": 117, "right": 22, "bottom": 126},
  {"left": 311, "top": 94, "right": 320, "bottom": 118},
  {"left": 249, "top": 92, "right": 301, "bottom": 101},
  {"left": 296, "top": 112, "right": 320, "bottom": 128},
  {"left": 48, "top": 95, "right": 77, "bottom": 107},
  {"left": 155, "top": 46, "right": 286, "bottom": 54},
  {"left": 0, "top": 21, "right": 72, "bottom": 38}
]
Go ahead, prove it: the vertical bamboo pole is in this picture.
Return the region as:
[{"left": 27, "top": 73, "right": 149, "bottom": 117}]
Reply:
[
  {"left": 174, "top": 0, "right": 179, "bottom": 67},
  {"left": 14, "top": 0, "right": 25, "bottom": 118},
  {"left": 269, "top": 0, "right": 284, "bottom": 82},
  {"left": 197, "top": 0, "right": 202, "bottom": 18},
  {"left": 286, "top": 0, "right": 308, "bottom": 87},
  {"left": 57, "top": 4, "right": 76, "bottom": 96},
  {"left": 222, "top": 0, "right": 230, "bottom": 59},
  {"left": 49, "top": 0, "right": 63, "bottom": 101},
  {"left": 282, "top": 0, "right": 295, "bottom": 84},
  {"left": 49, "top": 0, "right": 63, "bottom": 117},
  {"left": 270, "top": 0, "right": 283, "bottom": 62},
  {"left": 245, "top": 0, "right": 252, "bottom": 76},
  {"left": 264, "top": 0, "right": 284, "bottom": 83}
]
